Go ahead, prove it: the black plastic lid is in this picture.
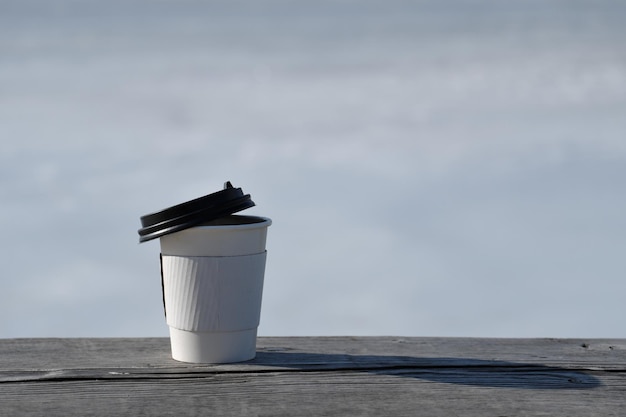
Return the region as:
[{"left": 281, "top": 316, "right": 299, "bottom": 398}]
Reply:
[{"left": 137, "top": 181, "right": 255, "bottom": 243}]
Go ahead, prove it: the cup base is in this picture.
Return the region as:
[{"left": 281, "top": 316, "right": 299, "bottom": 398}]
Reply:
[{"left": 169, "top": 327, "right": 258, "bottom": 363}]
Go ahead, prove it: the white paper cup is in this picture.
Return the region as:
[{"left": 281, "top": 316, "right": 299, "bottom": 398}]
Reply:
[{"left": 159, "top": 215, "right": 271, "bottom": 363}]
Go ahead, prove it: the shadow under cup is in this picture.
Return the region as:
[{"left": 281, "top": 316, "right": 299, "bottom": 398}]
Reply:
[{"left": 159, "top": 215, "right": 272, "bottom": 363}]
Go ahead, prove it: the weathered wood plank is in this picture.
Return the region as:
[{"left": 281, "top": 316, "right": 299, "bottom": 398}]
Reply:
[
  {"left": 0, "top": 370, "right": 624, "bottom": 416},
  {"left": 0, "top": 337, "right": 624, "bottom": 416},
  {"left": 1, "top": 337, "right": 624, "bottom": 371}
]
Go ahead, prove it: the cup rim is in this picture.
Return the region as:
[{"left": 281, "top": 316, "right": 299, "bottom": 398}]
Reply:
[{"left": 193, "top": 215, "right": 272, "bottom": 230}]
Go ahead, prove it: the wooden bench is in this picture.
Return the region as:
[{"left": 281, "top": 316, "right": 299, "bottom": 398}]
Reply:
[{"left": 1, "top": 337, "right": 624, "bottom": 415}]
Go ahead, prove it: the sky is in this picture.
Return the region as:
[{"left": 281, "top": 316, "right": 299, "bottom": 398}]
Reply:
[{"left": 1, "top": 0, "right": 625, "bottom": 338}]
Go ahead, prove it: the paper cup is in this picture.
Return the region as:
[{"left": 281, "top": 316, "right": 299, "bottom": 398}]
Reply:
[{"left": 159, "top": 215, "right": 271, "bottom": 363}]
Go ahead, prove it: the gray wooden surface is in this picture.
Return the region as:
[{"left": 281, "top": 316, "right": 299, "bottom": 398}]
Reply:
[{"left": 1, "top": 337, "right": 625, "bottom": 416}]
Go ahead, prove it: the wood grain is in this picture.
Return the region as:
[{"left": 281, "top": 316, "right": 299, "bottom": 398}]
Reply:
[{"left": 1, "top": 337, "right": 624, "bottom": 416}]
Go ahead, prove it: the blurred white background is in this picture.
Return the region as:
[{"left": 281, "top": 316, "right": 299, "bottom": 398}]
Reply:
[{"left": 1, "top": 0, "right": 625, "bottom": 338}]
